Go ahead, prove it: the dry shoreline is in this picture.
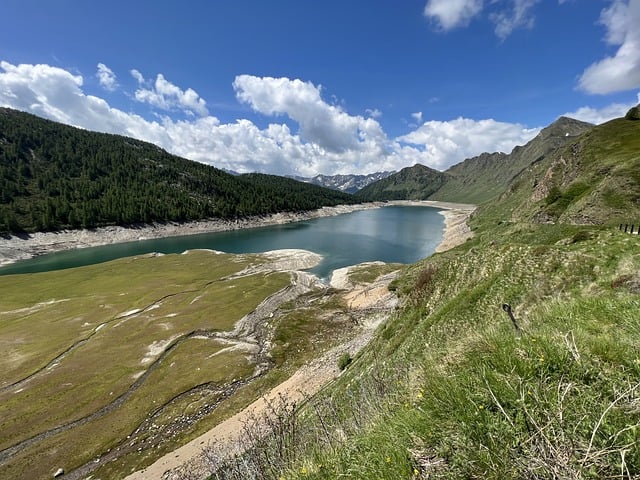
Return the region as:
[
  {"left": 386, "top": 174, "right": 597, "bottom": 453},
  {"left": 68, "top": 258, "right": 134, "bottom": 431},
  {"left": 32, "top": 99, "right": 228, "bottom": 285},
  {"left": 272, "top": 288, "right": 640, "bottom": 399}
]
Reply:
[{"left": 0, "top": 201, "right": 475, "bottom": 268}]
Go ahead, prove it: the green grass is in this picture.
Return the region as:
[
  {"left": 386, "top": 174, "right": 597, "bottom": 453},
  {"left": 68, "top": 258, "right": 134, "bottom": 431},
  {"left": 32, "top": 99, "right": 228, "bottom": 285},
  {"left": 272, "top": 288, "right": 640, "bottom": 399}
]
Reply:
[
  {"left": 0, "top": 250, "right": 394, "bottom": 480},
  {"left": 204, "top": 224, "right": 640, "bottom": 480},
  {"left": 346, "top": 262, "right": 403, "bottom": 285},
  {"left": 0, "top": 250, "right": 294, "bottom": 479}
]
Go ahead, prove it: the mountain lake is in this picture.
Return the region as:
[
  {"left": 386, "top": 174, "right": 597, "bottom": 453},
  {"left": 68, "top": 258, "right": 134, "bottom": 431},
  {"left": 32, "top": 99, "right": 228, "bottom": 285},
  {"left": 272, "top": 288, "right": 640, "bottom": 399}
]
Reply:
[{"left": 0, "top": 205, "right": 445, "bottom": 279}]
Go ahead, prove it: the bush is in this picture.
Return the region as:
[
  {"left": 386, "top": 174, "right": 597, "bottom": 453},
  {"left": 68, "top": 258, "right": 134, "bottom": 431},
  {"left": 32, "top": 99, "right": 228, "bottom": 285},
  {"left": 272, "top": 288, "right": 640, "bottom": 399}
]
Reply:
[{"left": 337, "top": 352, "right": 352, "bottom": 371}]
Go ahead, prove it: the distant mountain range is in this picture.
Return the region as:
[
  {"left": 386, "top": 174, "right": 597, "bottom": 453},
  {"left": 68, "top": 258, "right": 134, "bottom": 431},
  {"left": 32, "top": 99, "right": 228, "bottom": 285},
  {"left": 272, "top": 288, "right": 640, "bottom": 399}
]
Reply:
[{"left": 289, "top": 171, "right": 395, "bottom": 194}]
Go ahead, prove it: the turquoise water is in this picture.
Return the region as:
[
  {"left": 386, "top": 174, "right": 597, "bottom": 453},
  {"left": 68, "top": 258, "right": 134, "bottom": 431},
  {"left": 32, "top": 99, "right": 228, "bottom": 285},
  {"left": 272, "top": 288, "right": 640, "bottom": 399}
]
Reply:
[{"left": 0, "top": 206, "right": 444, "bottom": 279}]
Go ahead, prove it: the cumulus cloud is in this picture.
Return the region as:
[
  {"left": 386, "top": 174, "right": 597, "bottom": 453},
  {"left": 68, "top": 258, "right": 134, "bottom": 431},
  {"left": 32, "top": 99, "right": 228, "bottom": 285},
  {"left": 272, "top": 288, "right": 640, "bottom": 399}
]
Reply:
[
  {"left": 578, "top": 0, "right": 640, "bottom": 94},
  {"left": 411, "top": 112, "right": 423, "bottom": 123},
  {"left": 397, "top": 117, "right": 540, "bottom": 169},
  {"left": 233, "top": 75, "right": 387, "bottom": 155},
  {"left": 96, "top": 63, "right": 117, "bottom": 91},
  {"left": 424, "top": 0, "right": 483, "bottom": 30},
  {"left": 0, "top": 61, "right": 554, "bottom": 176},
  {"left": 564, "top": 92, "right": 640, "bottom": 124},
  {"left": 132, "top": 70, "right": 208, "bottom": 117}
]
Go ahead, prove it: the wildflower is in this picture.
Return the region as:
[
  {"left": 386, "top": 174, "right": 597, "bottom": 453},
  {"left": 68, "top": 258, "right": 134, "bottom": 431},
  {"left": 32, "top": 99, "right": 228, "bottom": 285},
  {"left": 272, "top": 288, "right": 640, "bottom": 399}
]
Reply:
[
  {"left": 300, "top": 466, "right": 307, "bottom": 475},
  {"left": 413, "top": 467, "right": 420, "bottom": 476},
  {"left": 386, "top": 456, "right": 392, "bottom": 463}
]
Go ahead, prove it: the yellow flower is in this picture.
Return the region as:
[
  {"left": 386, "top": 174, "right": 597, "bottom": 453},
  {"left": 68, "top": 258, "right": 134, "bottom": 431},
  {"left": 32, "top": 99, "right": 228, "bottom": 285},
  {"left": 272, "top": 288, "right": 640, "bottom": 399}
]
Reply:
[
  {"left": 386, "top": 456, "right": 392, "bottom": 463},
  {"left": 300, "top": 466, "right": 307, "bottom": 475},
  {"left": 413, "top": 467, "right": 420, "bottom": 476}
]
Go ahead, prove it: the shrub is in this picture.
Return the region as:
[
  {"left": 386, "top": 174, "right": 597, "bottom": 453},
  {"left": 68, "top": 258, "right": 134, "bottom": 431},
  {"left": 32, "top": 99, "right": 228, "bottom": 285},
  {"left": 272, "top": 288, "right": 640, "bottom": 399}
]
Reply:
[
  {"left": 337, "top": 352, "right": 352, "bottom": 371},
  {"left": 415, "top": 264, "right": 437, "bottom": 292}
]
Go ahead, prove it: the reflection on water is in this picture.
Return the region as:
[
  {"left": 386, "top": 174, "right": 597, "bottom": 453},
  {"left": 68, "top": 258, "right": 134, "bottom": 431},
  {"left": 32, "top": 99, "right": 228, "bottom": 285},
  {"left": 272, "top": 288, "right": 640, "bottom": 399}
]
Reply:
[{"left": 0, "top": 206, "right": 444, "bottom": 279}]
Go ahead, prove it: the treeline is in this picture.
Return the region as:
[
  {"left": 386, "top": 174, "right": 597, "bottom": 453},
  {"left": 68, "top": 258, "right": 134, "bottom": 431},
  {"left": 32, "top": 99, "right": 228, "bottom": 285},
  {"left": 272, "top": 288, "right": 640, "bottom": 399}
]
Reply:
[{"left": 0, "top": 108, "right": 356, "bottom": 233}]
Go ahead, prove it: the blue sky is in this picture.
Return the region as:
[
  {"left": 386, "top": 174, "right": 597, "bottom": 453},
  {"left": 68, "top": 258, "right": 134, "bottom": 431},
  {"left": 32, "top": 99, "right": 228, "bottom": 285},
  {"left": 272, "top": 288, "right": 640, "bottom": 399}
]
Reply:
[{"left": 1, "top": 0, "right": 639, "bottom": 177}]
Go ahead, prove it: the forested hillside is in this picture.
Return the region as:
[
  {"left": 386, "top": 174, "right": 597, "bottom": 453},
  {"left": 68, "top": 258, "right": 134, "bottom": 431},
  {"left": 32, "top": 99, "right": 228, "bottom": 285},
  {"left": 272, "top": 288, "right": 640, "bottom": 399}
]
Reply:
[{"left": 0, "top": 108, "right": 355, "bottom": 233}]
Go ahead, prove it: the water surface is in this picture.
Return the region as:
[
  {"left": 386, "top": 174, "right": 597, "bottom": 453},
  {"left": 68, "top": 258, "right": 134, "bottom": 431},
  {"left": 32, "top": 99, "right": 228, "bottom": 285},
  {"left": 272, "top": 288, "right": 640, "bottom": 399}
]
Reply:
[{"left": 0, "top": 206, "right": 444, "bottom": 279}]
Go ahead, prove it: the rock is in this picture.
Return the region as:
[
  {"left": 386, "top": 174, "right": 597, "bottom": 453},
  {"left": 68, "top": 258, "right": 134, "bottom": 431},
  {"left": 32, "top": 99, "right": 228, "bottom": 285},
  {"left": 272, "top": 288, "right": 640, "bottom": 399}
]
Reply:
[
  {"left": 54, "top": 467, "right": 64, "bottom": 477},
  {"left": 625, "top": 105, "right": 640, "bottom": 121}
]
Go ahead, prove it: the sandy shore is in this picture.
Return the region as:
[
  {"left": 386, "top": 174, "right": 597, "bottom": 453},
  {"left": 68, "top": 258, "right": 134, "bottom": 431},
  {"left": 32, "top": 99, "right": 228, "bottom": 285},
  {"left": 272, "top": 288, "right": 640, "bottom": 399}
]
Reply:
[{"left": 0, "top": 201, "right": 475, "bottom": 268}]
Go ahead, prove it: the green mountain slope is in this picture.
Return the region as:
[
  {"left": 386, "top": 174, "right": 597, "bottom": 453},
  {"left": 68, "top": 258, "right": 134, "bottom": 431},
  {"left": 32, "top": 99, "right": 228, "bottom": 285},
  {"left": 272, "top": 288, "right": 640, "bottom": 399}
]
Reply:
[
  {"left": 0, "top": 108, "right": 354, "bottom": 233},
  {"left": 206, "top": 109, "right": 640, "bottom": 479},
  {"left": 430, "top": 117, "right": 594, "bottom": 204},
  {"left": 352, "top": 117, "right": 593, "bottom": 204},
  {"left": 354, "top": 164, "right": 449, "bottom": 201},
  {"left": 481, "top": 114, "right": 640, "bottom": 227}
]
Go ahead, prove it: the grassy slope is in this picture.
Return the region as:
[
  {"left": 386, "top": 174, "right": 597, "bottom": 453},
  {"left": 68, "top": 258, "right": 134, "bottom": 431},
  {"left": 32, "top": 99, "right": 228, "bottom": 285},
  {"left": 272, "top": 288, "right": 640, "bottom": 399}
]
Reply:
[
  {"left": 499, "top": 117, "right": 640, "bottom": 226},
  {"left": 354, "top": 164, "right": 449, "bottom": 202},
  {"left": 207, "top": 117, "right": 640, "bottom": 479},
  {"left": 429, "top": 117, "right": 594, "bottom": 205}
]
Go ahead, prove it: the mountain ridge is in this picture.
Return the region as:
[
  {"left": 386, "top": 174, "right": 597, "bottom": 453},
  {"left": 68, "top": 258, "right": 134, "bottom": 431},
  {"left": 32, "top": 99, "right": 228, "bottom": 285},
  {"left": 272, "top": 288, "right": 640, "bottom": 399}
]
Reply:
[{"left": 289, "top": 171, "right": 395, "bottom": 194}]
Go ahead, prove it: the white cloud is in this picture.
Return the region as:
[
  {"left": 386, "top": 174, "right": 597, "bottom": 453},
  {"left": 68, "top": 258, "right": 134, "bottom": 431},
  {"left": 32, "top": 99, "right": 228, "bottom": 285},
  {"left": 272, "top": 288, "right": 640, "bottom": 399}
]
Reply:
[
  {"left": 365, "top": 108, "right": 382, "bottom": 118},
  {"left": 397, "top": 117, "right": 540, "bottom": 169},
  {"left": 424, "top": 0, "right": 483, "bottom": 30},
  {"left": 233, "top": 75, "right": 388, "bottom": 155},
  {"left": 490, "top": 0, "right": 539, "bottom": 40},
  {"left": 424, "top": 0, "right": 551, "bottom": 39},
  {"left": 564, "top": 93, "right": 640, "bottom": 124},
  {"left": 578, "top": 0, "right": 640, "bottom": 94},
  {"left": 96, "top": 63, "right": 117, "bottom": 91},
  {"left": 130, "top": 69, "right": 145, "bottom": 84},
  {"left": 411, "top": 111, "right": 423, "bottom": 123},
  {"left": 2, "top": 61, "right": 604, "bottom": 177},
  {"left": 133, "top": 71, "right": 208, "bottom": 117}
]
